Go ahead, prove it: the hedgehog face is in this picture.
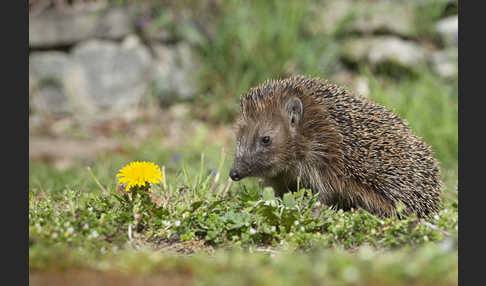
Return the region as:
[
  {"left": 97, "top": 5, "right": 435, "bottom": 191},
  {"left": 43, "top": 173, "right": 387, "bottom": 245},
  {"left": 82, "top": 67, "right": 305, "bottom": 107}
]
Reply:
[
  {"left": 230, "top": 118, "right": 288, "bottom": 181},
  {"left": 229, "top": 97, "right": 304, "bottom": 181}
]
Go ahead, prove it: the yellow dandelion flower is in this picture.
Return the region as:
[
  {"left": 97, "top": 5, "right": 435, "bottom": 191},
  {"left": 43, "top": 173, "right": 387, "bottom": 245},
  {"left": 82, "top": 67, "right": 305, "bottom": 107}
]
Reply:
[{"left": 116, "top": 161, "right": 163, "bottom": 191}]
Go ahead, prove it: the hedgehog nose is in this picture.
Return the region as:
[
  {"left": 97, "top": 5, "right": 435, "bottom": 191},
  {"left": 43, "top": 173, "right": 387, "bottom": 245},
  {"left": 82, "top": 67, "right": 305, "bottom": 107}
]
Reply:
[{"left": 229, "top": 169, "right": 241, "bottom": 181}]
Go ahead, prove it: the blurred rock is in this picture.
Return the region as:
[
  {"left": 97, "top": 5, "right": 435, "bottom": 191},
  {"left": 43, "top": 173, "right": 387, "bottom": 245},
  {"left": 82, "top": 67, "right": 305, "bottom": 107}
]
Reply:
[
  {"left": 436, "top": 15, "right": 458, "bottom": 47},
  {"left": 29, "top": 51, "right": 73, "bottom": 115},
  {"left": 310, "top": 0, "right": 353, "bottom": 35},
  {"left": 430, "top": 48, "right": 458, "bottom": 79},
  {"left": 29, "top": 6, "right": 134, "bottom": 48},
  {"left": 68, "top": 36, "right": 152, "bottom": 121},
  {"left": 342, "top": 36, "right": 427, "bottom": 70},
  {"left": 346, "top": 1, "right": 416, "bottom": 38},
  {"left": 151, "top": 43, "right": 200, "bottom": 103},
  {"left": 313, "top": 0, "right": 416, "bottom": 37},
  {"left": 31, "top": 36, "right": 153, "bottom": 125}
]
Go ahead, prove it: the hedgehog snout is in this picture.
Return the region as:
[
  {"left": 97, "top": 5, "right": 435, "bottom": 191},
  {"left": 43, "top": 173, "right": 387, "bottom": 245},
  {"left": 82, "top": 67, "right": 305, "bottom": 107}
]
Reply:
[
  {"left": 229, "top": 159, "right": 252, "bottom": 181},
  {"left": 229, "top": 168, "right": 242, "bottom": 181}
]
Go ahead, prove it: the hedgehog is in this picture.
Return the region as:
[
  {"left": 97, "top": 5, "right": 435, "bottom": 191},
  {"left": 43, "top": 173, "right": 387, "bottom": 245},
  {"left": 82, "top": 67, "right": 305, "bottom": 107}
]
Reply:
[{"left": 228, "top": 75, "right": 442, "bottom": 218}]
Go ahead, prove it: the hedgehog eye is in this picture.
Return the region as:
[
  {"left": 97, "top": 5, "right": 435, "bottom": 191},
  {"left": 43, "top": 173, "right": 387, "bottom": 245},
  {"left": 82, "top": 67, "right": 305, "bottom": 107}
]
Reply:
[{"left": 261, "top": 136, "right": 271, "bottom": 146}]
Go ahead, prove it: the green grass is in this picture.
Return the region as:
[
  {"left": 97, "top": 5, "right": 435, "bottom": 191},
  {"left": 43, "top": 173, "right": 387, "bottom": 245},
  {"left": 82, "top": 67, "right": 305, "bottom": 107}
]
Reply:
[
  {"left": 29, "top": 170, "right": 457, "bottom": 249},
  {"left": 29, "top": 128, "right": 458, "bottom": 284},
  {"left": 29, "top": 145, "right": 457, "bottom": 284}
]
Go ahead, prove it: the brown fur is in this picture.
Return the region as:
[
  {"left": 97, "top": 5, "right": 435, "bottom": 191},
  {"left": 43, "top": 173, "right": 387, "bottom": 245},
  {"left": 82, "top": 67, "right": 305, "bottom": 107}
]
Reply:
[{"left": 230, "top": 75, "right": 442, "bottom": 218}]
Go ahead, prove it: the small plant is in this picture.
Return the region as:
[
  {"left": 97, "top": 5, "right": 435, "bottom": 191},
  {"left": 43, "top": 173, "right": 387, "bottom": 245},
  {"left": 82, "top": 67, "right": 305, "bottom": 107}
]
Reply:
[{"left": 114, "top": 161, "right": 166, "bottom": 238}]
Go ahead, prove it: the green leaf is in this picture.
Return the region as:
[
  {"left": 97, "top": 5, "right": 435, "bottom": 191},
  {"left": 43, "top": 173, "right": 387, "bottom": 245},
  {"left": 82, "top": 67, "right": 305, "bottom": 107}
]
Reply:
[
  {"left": 190, "top": 201, "right": 204, "bottom": 212},
  {"left": 262, "top": 187, "right": 275, "bottom": 201},
  {"left": 283, "top": 193, "right": 296, "bottom": 208}
]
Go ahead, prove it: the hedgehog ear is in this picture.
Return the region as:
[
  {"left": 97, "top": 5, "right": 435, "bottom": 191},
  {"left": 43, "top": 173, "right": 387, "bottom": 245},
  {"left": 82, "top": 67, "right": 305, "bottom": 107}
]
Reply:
[{"left": 285, "top": 97, "right": 303, "bottom": 131}]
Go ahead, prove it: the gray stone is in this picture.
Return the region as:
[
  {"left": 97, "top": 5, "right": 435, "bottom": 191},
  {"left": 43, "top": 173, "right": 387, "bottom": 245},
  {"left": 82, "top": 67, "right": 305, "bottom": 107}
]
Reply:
[
  {"left": 310, "top": 0, "right": 353, "bottom": 35},
  {"left": 342, "top": 36, "right": 427, "bottom": 70},
  {"left": 29, "top": 51, "right": 73, "bottom": 115},
  {"left": 312, "top": 0, "right": 416, "bottom": 37},
  {"left": 346, "top": 2, "right": 416, "bottom": 37},
  {"left": 436, "top": 15, "right": 458, "bottom": 46},
  {"left": 30, "top": 36, "right": 155, "bottom": 124},
  {"left": 430, "top": 48, "right": 458, "bottom": 79},
  {"left": 151, "top": 43, "right": 200, "bottom": 102},
  {"left": 29, "top": 6, "right": 134, "bottom": 48},
  {"left": 68, "top": 36, "right": 152, "bottom": 120}
]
